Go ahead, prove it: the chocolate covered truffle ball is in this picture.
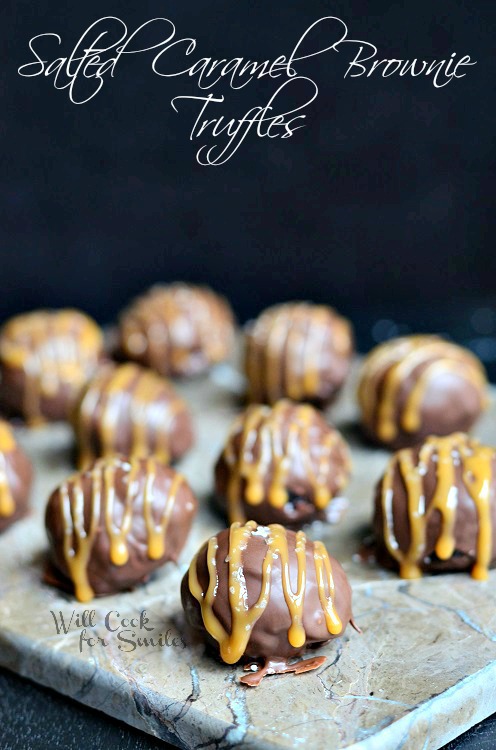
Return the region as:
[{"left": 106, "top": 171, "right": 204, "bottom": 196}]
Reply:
[
  {"left": 0, "top": 309, "right": 104, "bottom": 425},
  {"left": 72, "top": 362, "right": 194, "bottom": 468},
  {"left": 358, "top": 335, "right": 488, "bottom": 450},
  {"left": 45, "top": 455, "right": 198, "bottom": 601},
  {"left": 215, "top": 400, "right": 351, "bottom": 527},
  {"left": 118, "top": 283, "right": 235, "bottom": 378},
  {"left": 245, "top": 302, "right": 354, "bottom": 407},
  {"left": 373, "top": 433, "right": 496, "bottom": 580},
  {"left": 0, "top": 420, "right": 33, "bottom": 533},
  {"left": 182, "top": 521, "right": 354, "bottom": 686}
]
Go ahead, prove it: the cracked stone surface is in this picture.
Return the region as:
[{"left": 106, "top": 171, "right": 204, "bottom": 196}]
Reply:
[{"left": 0, "top": 361, "right": 495, "bottom": 750}]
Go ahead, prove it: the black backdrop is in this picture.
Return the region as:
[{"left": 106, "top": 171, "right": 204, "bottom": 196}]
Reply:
[{"left": 3, "top": 0, "right": 495, "bottom": 372}]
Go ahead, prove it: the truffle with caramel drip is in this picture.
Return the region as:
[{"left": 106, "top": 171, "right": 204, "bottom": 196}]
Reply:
[
  {"left": 373, "top": 433, "right": 496, "bottom": 580},
  {"left": 72, "top": 362, "right": 194, "bottom": 469},
  {"left": 0, "top": 309, "right": 104, "bottom": 425},
  {"left": 215, "top": 400, "right": 351, "bottom": 527},
  {"left": 118, "top": 283, "right": 235, "bottom": 378},
  {"left": 358, "top": 335, "right": 488, "bottom": 450},
  {"left": 45, "top": 455, "right": 198, "bottom": 602},
  {"left": 181, "top": 521, "right": 354, "bottom": 686},
  {"left": 245, "top": 302, "right": 354, "bottom": 407},
  {"left": 0, "top": 420, "right": 33, "bottom": 533}
]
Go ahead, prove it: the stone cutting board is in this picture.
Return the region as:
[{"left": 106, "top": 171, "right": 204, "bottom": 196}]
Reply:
[{"left": 0, "top": 362, "right": 495, "bottom": 750}]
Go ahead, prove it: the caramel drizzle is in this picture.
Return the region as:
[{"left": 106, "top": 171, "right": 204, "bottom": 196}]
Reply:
[
  {"left": 76, "top": 363, "right": 184, "bottom": 468},
  {"left": 188, "top": 522, "right": 342, "bottom": 664},
  {"left": 59, "top": 457, "right": 184, "bottom": 602},
  {"left": 246, "top": 303, "right": 348, "bottom": 404},
  {"left": 381, "top": 433, "right": 494, "bottom": 580},
  {"left": 0, "top": 422, "right": 17, "bottom": 517},
  {"left": 223, "top": 401, "right": 342, "bottom": 524},
  {"left": 61, "top": 468, "right": 101, "bottom": 603},
  {"left": 359, "top": 336, "right": 487, "bottom": 442},
  {"left": 143, "top": 459, "right": 184, "bottom": 560},
  {"left": 0, "top": 310, "right": 102, "bottom": 424}
]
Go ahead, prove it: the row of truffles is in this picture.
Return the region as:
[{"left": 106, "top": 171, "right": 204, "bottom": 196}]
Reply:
[
  {"left": 0, "top": 283, "right": 235, "bottom": 426},
  {"left": 4, "top": 413, "right": 495, "bottom": 585},
  {"left": 0, "top": 418, "right": 495, "bottom": 684},
  {"left": 0, "top": 290, "right": 489, "bottom": 456}
]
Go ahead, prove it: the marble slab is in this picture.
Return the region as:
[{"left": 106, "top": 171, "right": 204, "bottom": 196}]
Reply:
[{"left": 0, "top": 363, "right": 495, "bottom": 750}]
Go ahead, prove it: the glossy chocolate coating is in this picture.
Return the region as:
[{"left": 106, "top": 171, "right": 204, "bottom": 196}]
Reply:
[
  {"left": 358, "top": 335, "right": 488, "bottom": 450},
  {"left": 181, "top": 524, "right": 353, "bottom": 665},
  {"left": 373, "top": 433, "right": 496, "bottom": 578},
  {"left": 0, "top": 421, "right": 33, "bottom": 534},
  {"left": 72, "top": 362, "right": 194, "bottom": 468},
  {"left": 245, "top": 302, "right": 354, "bottom": 407},
  {"left": 118, "top": 283, "right": 235, "bottom": 378},
  {"left": 0, "top": 309, "right": 104, "bottom": 425},
  {"left": 215, "top": 401, "right": 351, "bottom": 527},
  {"left": 45, "top": 455, "right": 198, "bottom": 600}
]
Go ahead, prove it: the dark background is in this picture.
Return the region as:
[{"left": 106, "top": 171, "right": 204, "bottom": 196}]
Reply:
[{"left": 3, "top": 0, "right": 495, "bottom": 371}]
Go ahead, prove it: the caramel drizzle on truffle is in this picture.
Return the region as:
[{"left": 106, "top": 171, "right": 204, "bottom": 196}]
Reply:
[
  {"left": 76, "top": 363, "right": 184, "bottom": 468},
  {"left": 59, "top": 457, "right": 184, "bottom": 602},
  {"left": 359, "top": 336, "right": 487, "bottom": 442},
  {"left": 246, "top": 303, "right": 349, "bottom": 404},
  {"left": 381, "top": 433, "right": 494, "bottom": 580},
  {"left": 188, "top": 522, "right": 342, "bottom": 664},
  {"left": 0, "top": 310, "right": 102, "bottom": 424},
  {"left": 143, "top": 460, "right": 184, "bottom": 560},
  {"left": 0, "top": 422, "right": 16, "bottom": 517},
  {"left": 222, "top": 401, "right": 342, "bottom": 523},
  {"left": 123, "top": 285, "right": 232, "bottom": 372}
]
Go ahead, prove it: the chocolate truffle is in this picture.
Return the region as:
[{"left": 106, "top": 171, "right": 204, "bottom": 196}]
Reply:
[
  {"left": 215, "top": 400, "right": 351, "bottom": 527},
  {"left": 45, "top": 455, "right": 198, "bottom": 602},
  {"left": 72, "top": 362, "right": 194, "bottom": 468},
  {"left": 358, "top": 335, "right": 488, "bottom": 450},
  {"left": 0, "top": 420, "right": 33, "bottom": 533},
  {"left": 118, "top": 283, "right": 235, "bottom": 378},
  {"left": 373, "top": 433, "right": 496, "bottom": 580},
  {"left": 181, "top": 521, "right": 354, "bottom": 685},
  {"left": 245, "top": 302, "right": 354, "bottom": 406},
  {"left": 0, "top": 309, "right": 104, "bottom": 425}
]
